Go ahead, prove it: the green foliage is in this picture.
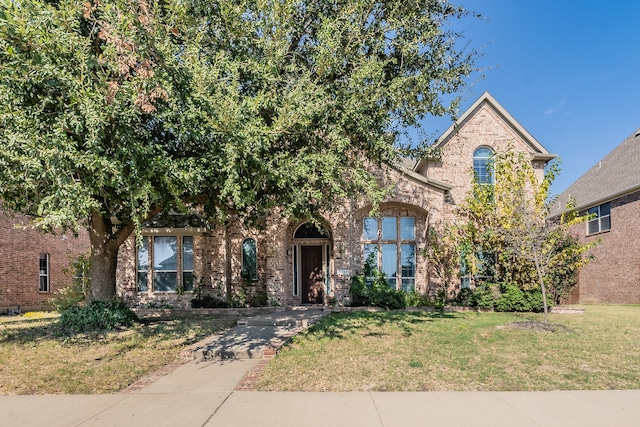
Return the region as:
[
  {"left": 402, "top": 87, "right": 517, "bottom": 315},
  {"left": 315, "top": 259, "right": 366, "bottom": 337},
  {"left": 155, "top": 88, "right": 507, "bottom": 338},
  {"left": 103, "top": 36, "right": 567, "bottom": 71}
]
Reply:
[
  {"left": 452, "top": 287, "right": 473, "bottom": 307},
  {"left": 404, "top": 291, "right": 433, "bottom": 308},
  {"left": 52, "top": 253, "right": 91, "bottom": 312},
  {"left": 0, "top": 0, "right": 481, "bottom": 300},
  {"left": 58, "top": 300, "right": 138, "bottom": 335},
  {"left": 456, "top": 283, "right": 550, "bottom": 313},
  {"left": 350, "top": 272, "right": 406, "bottom": 310},
  {"left": 469, "top": 284, "right": 498, "bottom": 310},
  {"left": 545, "top": 231, "right": 594, "bottom": 304},
  {"left": 495, "top": 283, "right": 531, "bottom": 312},
  {"left": 229, "top": 286, "right": 269, "bottom": 308}
]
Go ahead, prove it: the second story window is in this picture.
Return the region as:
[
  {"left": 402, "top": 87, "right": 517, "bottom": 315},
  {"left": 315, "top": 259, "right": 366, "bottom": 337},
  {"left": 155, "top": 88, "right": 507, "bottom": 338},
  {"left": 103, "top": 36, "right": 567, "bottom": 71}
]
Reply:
[
  {"left": 473, "top": 147, "right": 494, "bottom": 184},
  {"left": 587, "top": 202, "right": 611, "bottom": 234}
]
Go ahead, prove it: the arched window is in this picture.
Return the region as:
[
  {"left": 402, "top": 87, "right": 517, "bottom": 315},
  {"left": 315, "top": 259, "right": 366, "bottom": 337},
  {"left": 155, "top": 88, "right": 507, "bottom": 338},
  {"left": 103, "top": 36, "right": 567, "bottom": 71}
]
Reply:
[
  {"left": 294, "top": 222, "right": 329, "bottom": 239},
  {"left": 473, "top": 147, "right": 494, "bottom": 184},
  {"left": 241, "top": 238, "right": 257, "bottom": 281}
]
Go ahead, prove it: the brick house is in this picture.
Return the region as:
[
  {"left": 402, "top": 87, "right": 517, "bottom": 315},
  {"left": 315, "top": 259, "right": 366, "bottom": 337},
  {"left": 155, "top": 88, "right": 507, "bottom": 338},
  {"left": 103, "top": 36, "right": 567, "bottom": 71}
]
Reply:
[
  {"left": 0, "top": 209, "right": 90, "bottom": 312},
  {"left": 116, "top": 92, "right": 556, "bottom": 308},
  {"left": 549, "top": 129, "right": 640, "bottom": 304}
]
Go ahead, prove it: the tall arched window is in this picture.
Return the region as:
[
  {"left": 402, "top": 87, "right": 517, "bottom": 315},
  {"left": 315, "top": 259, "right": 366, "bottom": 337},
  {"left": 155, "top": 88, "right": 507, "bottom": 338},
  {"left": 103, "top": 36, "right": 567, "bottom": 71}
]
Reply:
[
  {"left": 241, "top": 238, "right": 257, "bottom": 281},
  {"left": 473, "top": 147, "right": 494, "bottom": 184}
]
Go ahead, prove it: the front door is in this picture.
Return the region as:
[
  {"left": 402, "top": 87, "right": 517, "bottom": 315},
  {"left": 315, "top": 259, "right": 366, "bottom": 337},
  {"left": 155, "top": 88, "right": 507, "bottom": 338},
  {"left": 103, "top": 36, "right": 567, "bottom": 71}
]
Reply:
[{"left": 301, "top": 246, "right": 324, "bottom": 304}]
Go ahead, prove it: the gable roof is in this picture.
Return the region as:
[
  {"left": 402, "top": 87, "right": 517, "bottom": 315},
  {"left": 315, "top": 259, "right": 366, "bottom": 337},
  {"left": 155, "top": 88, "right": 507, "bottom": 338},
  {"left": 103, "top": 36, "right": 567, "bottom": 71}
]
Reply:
[
  {"left": 415, "top": 91, "right": 556, "bottom": 172},
  {"left": 549, "top": 128, "right": 640, "bottom": 217}
]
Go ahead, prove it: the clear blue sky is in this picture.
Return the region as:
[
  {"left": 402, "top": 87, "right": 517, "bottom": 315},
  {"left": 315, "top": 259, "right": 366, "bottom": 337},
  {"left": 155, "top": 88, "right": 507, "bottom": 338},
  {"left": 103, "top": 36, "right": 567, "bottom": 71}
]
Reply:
[{"left": 421, "top": 0, "right": 640, "bottom": 195}]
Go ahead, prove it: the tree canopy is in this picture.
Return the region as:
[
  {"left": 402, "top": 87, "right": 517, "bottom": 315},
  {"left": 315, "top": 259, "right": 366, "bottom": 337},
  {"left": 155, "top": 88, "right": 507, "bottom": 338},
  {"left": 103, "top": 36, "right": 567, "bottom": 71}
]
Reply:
[{"left": 0, "top": 0, "right": 481, "bottom": 300}]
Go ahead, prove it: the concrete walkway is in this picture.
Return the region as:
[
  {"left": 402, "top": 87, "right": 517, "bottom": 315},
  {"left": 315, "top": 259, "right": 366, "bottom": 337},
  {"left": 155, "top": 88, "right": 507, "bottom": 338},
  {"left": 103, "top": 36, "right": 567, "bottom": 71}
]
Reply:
[{"left": 2, "top": 307, "right": 640, "bottom": 426}]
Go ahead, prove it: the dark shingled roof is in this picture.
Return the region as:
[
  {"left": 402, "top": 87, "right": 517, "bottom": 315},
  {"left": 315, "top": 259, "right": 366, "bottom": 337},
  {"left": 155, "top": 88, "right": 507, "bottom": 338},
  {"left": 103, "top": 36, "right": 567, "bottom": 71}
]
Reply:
[{"left": 549, "top": 128, "right": 640, "bottom": 217}]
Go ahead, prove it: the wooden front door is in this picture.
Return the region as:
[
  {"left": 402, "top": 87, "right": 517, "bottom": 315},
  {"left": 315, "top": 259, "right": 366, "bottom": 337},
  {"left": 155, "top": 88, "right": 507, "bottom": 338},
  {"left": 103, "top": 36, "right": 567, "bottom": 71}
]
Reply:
[{"left": 301, "top": 246, "right": 324, "bottom": 304}]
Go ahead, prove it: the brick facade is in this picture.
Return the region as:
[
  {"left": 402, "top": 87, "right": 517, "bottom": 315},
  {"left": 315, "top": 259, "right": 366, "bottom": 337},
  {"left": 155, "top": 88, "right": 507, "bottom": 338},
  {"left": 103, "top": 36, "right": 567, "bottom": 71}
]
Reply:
[
  {"left": 116, "top": 92, "right": 556, "bottom": 308},
  {"left": 0, "top": 210, "right": 90, "bottom": 312},
  {"left": 570, "top": 190, "right": 640, "bottom": 303}
]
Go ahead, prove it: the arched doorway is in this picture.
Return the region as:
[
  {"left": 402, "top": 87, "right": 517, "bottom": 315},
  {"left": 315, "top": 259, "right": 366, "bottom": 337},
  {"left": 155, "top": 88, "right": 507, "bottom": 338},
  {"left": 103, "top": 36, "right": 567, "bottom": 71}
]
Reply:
[{"left": 292, "top": 222, "right": 331, "bottom": 304}]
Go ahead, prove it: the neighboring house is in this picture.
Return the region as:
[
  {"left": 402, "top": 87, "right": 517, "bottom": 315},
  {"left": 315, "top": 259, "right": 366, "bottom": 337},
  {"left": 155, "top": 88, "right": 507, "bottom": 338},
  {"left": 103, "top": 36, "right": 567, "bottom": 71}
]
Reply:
[
  {"left": 116, "top": 92, "right": 556, "bottom": 308},
  {"left": 549, "top": 129, "right": 640, "bottom": 304},
  {"left": 0, "top": 209, "right": 90, "bottom": 312}
]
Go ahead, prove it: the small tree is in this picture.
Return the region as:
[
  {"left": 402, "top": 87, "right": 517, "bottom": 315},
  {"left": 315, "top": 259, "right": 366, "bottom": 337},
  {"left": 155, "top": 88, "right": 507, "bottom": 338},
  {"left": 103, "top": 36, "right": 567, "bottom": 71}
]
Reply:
[{"left": 455, "top": 147, "right": 596, "bottom": 320}]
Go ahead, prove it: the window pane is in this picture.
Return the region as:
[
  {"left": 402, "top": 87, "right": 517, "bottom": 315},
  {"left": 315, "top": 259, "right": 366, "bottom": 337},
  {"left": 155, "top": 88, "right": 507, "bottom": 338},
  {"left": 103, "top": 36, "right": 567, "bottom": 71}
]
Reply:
[
  {"left": 381, "top": 217, "right": 397, "bottom": 240},
  {"left": 182, "top": 236, "right": 193, "bottom": 271},
  {"left": 400, "top": 217, "right": 415, "bottom": 240},
  {"left": 364, "top": 244, "right": 378, "bottom": 274},
  {"left": 363, "top": 218, "right": 378, "bottom": 240},
  {"left": 39, "top": 276, "right": 48, "bottom": 292},
  {"left": 382, "top": 244, "right": 397, "bottom": 288},
  {"left": 401, "top": 278, "right": 415, "bottom": 293},
  {"left": 588, "top": 206, "right": 599, "bottom": 217},
  {"left": 155, "top": 272, "right": 177, "bottom": 292},
  {"left": 600, "top": 216, "right": 611, "bottom": 231},
  {"left": 473, "top": 148, "right": 493, "bottom": 185},
  {"left": 588, "top": 219, "right": 599, "bottom": 234},
  {"left": 401, "top": 244, "right": 416, "bottom": 277},
  {"left": 154, "top": 236, "right": 177, "bottom": 271},
  {"left": 137, "top": 272, "right": 148, "bottom": 292},
  {"left": 242, "top": 238, "right": 257, "bottom": 281},
  {"left": 600, "top": 203, "right": 611, "bottom": 217},
  {"left": 182, "top": 272, "right": 194, "bottom": 292},
  {"left": 137, "top": 238, "right": 149, "bottom": 270},
  {"left": 154, "top": 236, "right": 177, "bottom": 291}
]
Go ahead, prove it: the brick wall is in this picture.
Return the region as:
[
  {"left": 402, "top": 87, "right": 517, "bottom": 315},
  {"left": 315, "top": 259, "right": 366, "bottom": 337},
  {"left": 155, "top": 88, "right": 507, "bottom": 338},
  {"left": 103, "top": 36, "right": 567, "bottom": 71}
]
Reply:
[
  {"left": 417, "top": 102, "right": 547, "bottom": 208},
  {"left": 572, "top": 191, "right": 640, "bottom": 303},
  {"left": 0, "top": 211, "right": 89, "bottom": 312}
]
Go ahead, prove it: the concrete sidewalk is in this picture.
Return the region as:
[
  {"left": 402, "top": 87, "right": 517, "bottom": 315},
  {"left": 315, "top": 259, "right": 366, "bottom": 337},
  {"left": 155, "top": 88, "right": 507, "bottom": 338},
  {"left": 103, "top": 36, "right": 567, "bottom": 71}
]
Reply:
[{"left": 2, "top": 308, "right": 640, "bottom": 426}]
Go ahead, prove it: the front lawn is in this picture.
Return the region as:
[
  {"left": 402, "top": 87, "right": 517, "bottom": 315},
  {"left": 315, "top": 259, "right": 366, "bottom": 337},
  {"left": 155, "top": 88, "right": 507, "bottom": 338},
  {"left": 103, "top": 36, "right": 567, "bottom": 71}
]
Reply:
[
  {"left": 0, "top": 312, "right": 238, "bottom": 394},
  {"left": 255, "top": 305, "right": 640, "bottom": 391}
]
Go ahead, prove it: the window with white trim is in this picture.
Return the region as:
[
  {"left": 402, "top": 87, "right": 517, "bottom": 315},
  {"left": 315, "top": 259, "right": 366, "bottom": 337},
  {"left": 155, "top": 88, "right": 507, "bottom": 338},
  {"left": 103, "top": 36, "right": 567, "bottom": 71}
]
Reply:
[
  {"left": 362, "top": 216, "right": 416, "bottom": 291},
  {"left": 473, "top": 147, "right": 494, "bottom": 184},
  {"left": 587, "top": 202, "right": 611, "bottom": 234},
  {"left": 39, "top": 253, "right": 49, "bottom": 292},
  {"left": 137, "top": 236, "right": 194, "bottom": 293}
]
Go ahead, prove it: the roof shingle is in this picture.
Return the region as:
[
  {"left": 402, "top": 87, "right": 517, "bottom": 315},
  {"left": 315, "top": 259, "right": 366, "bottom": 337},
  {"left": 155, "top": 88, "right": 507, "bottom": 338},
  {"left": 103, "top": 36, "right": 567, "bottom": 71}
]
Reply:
[{"left": 550, "top": 128, "right": 640, "bottom": 216}]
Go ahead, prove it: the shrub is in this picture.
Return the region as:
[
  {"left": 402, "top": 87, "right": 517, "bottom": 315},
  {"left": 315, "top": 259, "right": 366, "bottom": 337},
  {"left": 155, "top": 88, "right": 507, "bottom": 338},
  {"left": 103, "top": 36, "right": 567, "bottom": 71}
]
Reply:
[
  {"left": 58, "top": 300, "right": 138, "bottom": 334},
  {"left": 495, "top": 283, "right": 531, "bottom": 312},
  {"left": 524, "top": 288, "right": 553, "bottom": 313},
  {"left": 469, "top": 283, "right": 498, "bottom": 310},
  {"left": 452, "top": 287, "right": 473, "bottom": 306},
  {"left": 404, "top": 291, "right": 433, "bottom": 307},
  {"left": 350, "top": 272, "right": 406, "bottom": 310}
]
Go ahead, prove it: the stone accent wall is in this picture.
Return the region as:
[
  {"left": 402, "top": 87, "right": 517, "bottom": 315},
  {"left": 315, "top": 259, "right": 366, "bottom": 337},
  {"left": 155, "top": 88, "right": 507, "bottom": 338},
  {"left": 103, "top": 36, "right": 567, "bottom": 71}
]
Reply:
[
  {"left": 572, "top": 191, "right": 640, "bottom": 303},
  {"left": 0, "top": 211, "right": 89, "bottom": 311}
]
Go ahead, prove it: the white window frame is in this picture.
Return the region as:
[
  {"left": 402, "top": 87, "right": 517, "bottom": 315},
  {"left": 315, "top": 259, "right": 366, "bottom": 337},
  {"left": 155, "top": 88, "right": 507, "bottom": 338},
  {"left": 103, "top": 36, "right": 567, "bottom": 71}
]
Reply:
[
  {"left": 39, "top": 253, "right": 49, "bottom": 293},
  {"left": 587, "top": 202, "right": 611, "bottom": 235},
  {"left": 473, "top": 147, "right": 494, "bottom": 185}
]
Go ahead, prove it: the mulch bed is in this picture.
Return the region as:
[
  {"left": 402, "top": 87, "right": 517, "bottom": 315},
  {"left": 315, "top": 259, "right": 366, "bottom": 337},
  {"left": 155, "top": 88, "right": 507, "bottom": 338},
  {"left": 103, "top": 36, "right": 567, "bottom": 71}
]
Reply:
[{"left": 502, "top": 321, "right": 574, "bottom": 333}]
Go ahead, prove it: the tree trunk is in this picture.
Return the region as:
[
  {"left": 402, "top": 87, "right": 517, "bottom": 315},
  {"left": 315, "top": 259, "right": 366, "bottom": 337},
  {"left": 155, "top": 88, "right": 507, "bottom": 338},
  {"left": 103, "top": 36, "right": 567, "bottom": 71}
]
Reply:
[
  {"left": 88, "top": 240, "right": 119, "bottom": 301},
  {"left": 86, "top": 210, "right": 131, "bottom": 302},
  {"left": 533, "top": 250, "right": 549, "bottom": 323}
]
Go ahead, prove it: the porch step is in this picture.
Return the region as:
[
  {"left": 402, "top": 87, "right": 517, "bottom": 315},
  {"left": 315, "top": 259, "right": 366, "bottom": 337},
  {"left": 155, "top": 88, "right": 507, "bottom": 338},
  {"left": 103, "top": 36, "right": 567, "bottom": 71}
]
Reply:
[{"left": 190, "top": 308, "right": 329, "bottom": 361}]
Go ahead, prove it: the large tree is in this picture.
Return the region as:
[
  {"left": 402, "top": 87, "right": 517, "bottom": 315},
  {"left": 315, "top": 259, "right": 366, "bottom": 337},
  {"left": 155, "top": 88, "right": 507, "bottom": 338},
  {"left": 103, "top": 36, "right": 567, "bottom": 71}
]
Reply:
[{"left": 0, "top": 0, "right": 480, "bottom": 301}]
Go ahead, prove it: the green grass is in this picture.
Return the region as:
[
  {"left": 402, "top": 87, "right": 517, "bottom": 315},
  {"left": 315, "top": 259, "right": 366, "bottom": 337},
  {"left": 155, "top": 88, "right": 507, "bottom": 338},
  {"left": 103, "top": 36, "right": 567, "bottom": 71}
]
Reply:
[
  {"left": 0, "top": 312, "right": 238, "bottom": 394},
  {"left": 255, "top": 305, "right": 640, "bottom": 391}
]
